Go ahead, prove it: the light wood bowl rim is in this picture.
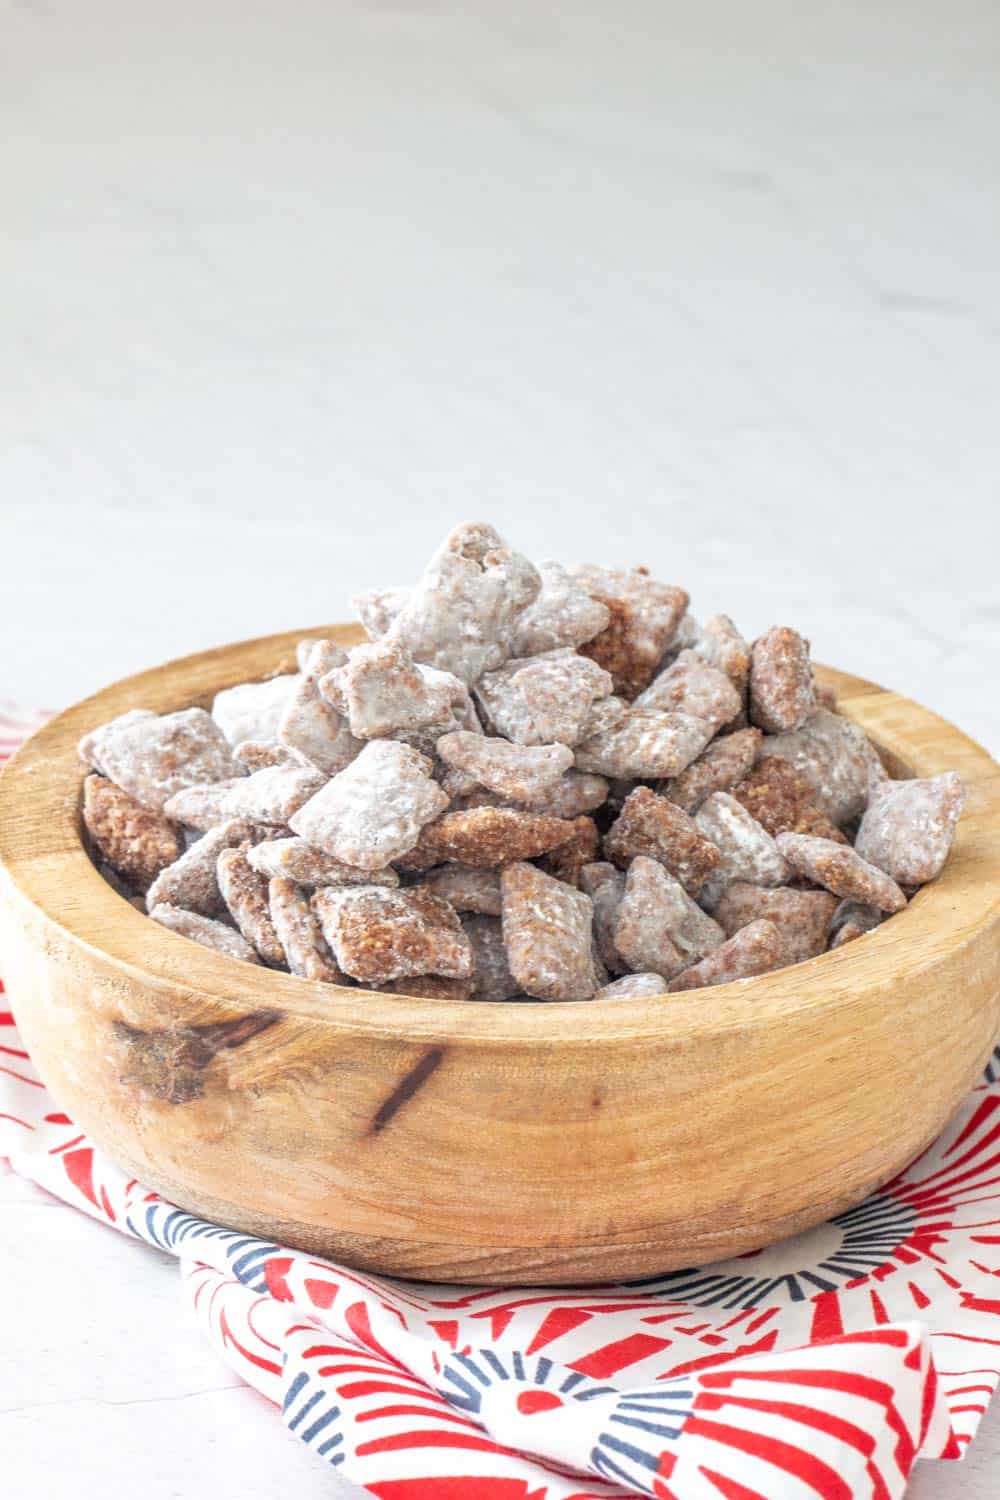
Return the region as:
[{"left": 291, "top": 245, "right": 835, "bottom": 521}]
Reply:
[{"left": 1, "top": 625, "right": 997, "bottom": 1049}]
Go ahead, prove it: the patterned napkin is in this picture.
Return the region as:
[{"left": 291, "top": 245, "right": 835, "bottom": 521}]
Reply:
[{"left": 2, "top": 705, "right": 999, "bottom": 1499}]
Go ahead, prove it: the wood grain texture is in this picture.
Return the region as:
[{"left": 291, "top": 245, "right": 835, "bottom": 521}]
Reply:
[{"left": 0, "top": 627, "right": 998, "bottom": 1284}]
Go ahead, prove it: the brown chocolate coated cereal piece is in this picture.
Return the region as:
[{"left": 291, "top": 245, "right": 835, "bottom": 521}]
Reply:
[
  {"left": 572, "top": 565, "right": 689, "bottom": 699},
  {"left": 510, "top": 561, "right": 611, "bottom": 656},
  {"left": 668, "top": 919, "right": 783, "bottom": 991},
  {"left": 635, "top": 650, "right": 742, "bottom": 732},
  {"left": 749, "top": 627, "right": 816, "bottom": 733},
  {"left": 462, "top": 915, "right": 521, "bottom": 1001},
  {"left": 714, "top": 883, "right": 838, "bottom": 965},
  {"left": 501, "top": 862, "right": 602, "bottom": 1001},
  {"left": 290, "top": 740, "right": 448, "bottom": 870},
  {"left": 279, "top": 640, "right": 363, "bottom": 775},
  {"left": 732, "top": 757, "right": 848, "bottom": 844},
  {"left": 353, "top": 587, "right": 409, "bottom": 641},
  {"left": 659, "top": 727, "right": 763, "bottom": 814},
  {"left": 327, "top": 637, "right": 473, "bottom": 742},
  {"left": 521, "top": 770, "right": 610, "bottom": 819},
  {"left": 575, "top": 709, "right": 714, "bottom": 781},
  {"left": 775, "top": 832, "right": 908, "bottom": 913},
  {"left": 212, "top": 675, "right": 298, "bottom": 747},
  {"left": 828, "top": 900, "right": 883, "bottom": 949},
  {"left": 421, "top": 865, "right": 503, "bottom": 915},
  {"left": 475, "top": 650, "right": 614, "bottom": 747},
  {"left": 80, "top": 708, "right": 241, "bottom": 812},
  {"left": 758, "top": 709, "right": 877, "bottom": 826},
  {"left": 695, "top": 793, "right": 791, "bottom": 894},
  {"left": 579, "top": 861, "right": 627, "bottom": 973},
  {"left": 233, "top": 741, "right": 297, "bottom": 771},
  {"left": 149, "top": 902, "right": 261, "bottom": 963},
  {"left": 399, "top": 805, "right": 577, "bottom": 871},
  {"left": 146, "top": 819, "right": 259, "bottom": 917},
  {"left": 855, "top": 772, "right": 964, "bottom": 886},
  {"left": 436, "top": 730, "right": 573, "bottom": 804},
  {"left": 693, "top": 614, "right": 752, "bottom": 699},
  {"left": 605, "top": 787, "right": 722, "bottom": 893},
  {"left": 540, "top": 815, "right": 600, "bottom": 887},
  {"left": 614, "top": 857, "right": 723, "bottom": 978},
  {"left": 222, "top": 764, "right": 327, "bottom": 825},
  {"left": 268, "top": 877, "right": 346, "bottom": 982},
  {"left": 594, "top": 973, "right": 667, "bottom": 1000},
  {"left": 162, "top": 779, "right": 245, "bottom": 832},
  {"left": 312, "top": 886, "right": 473, "bottom": 984},
  {"left": 82, "top": 774, "right": 183, "bottom": 892},
  {"left": 217, "top": 845, "right": 286, "bottom": 965}
]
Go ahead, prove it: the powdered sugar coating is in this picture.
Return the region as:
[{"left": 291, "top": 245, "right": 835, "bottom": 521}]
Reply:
[
  {"left": 217, "top": 844, "right": 286, "bottom": 965},
  {"left": 162, "top": 779, "right": 244, "bottom": 832},
  {"left": 80, "top": 708, "right": 241, "bottom": 812},
  {"left": 145, "top": 819, "right": 258, "bottom": 917},
  {"left": 520, "top": 770, "right": 610, "bottom": 819},
  {"left": 758, "top": 709, "right": 877, "bottom": 827},
  {"left": 247, "top": 836, "right": 398, "bottom": 888},
  {"left": 634, "top": 650, "right": 742, "bottom": 732},
  {"left": 714, "top": 883, "right": 838, "bottom": 966},
  {"left": 222, "top": 764, "right": 327, "bottom": 825},
  {"left": 693, "top": 614, "right": 751, "bottom": 698},
  {"left": 572, "top": 565, "right": 689, "bottom": 700},
  {"left": 659, "top": 727, "right": 762, "bottom": 814},
  {"left": 233, "top": 741, "right": 297, "bottom": 771},
  {"left": 574, "top": 709, "right": 714, "bottom": 780},
  {"left": 594, "top": 972, "right": 666, "bottom": 1000},
  {"left": 279, "top": 641, "right": 363, "bottom": 776},
  {"left": 668, "top": 919, "right": 783, "bottom": 992},
  {"left": 501, "top": 861, "right": 602, "bottom": 1002},
  {"left": 695, "top": 793, "right": 790, "bottom": 894},
  {"left": 268, "top": 876, "right": 346, "bottom": 982},
  {"left": 421, "top": 865, "right": 502, "bottom": 915},
  {"left": 749, "top": 627, "right": 816, "bottom": 734},
  {"left": 212, "top": 674, "right": 298, "bottom": 747},
  {"left": 353, "top": 586, "right": 410, "bottom": 640},
  {"left": 775, "top": 832, "right": 908, "bottom": 913},
  {"left": 509, "top": 561, "right": 611, "bottom": 656},
  {"left": 290, "top": 740, "right": 448, "bottom": 869},
  {"left": 855, "top": 772, "right": 964, "bottom": 886},
  {"left": 83, "top": 774, "right": 183, "bottom": 893},
  {"left": 436, "top": 730, "right": 574, "bottom": 805},
  {"left": 78, "top": 710, "right": 156, "bottom": 773},
  {"left": 605, "top": 787, "right": 722, "bottom": 893},
  {"left": 476, "top": 650, "right": 614, "bottom": 747},
  {"left": 388, "top": 522, "right": 541, "bottom": 684},
  {"left": 327, "top": 637, "right": 473, "bottom": 742},
  {"left": 312, "top": 886, "right": 472, "bottom": 984},
  {"left": 149, "top": 902, "right": 260, "bottom": 963},
  {"left": 614, "top": 856, "right": 724, "bottom": 979}
]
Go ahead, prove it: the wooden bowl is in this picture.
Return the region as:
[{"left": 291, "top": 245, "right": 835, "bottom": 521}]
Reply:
[{"left": 1, "top": 628, "right": 998, "bottom": 1286}]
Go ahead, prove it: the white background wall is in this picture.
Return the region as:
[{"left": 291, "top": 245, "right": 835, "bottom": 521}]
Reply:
[{"left": 2, "top": 3, "right": 998, "bottom": 1496}]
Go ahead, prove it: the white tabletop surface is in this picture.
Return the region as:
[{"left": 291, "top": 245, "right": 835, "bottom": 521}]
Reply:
[{"left": 2, "top": 2, "right": 998, "bottom": 1496}]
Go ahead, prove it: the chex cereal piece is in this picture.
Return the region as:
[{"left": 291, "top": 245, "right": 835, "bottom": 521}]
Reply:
[
  {"left": 217, "top": 845, "right": 286, "bottom": 965},
  {"left": 580, "top": 862, "right": 627, "bottom": 973},
  {"left": 659, "top": 727, "right": 762, "bottom": 814},
  {"left": 462, "top": 915, "right": 521, "bottom": 1001},
  {"left": 693, "top": 614, "right": 751, "bottom": 696},
  {"left": 421, "top": 865, "right": 502, "bottom": 915},
  {"left": 268, "top": 877, "right": 346, "bottom": 982},
  {"left": 290, "top": 739, "right": 448, "bottom": 869},
  {"left": 540, "top": 815, "right": 600, "bottom": 887},
  {"left": 695, "top": 793, "right": 790, "bottom": 894},
  {"left": 855, "top": 772, "right": 964, "bottom": 886},
  {"left": 828, "top": 900, "right": 883, "bottom": 949},
  {"left": 326, "top": 637, "right": 473, "bottom": 742},
  {"left": 775, "top": 832, "right": 907, "bottom": 913},
  {"left": 312, "top": 886, "right": 472, "bottom": 984},
  {"left": 388, "top": 522, "right": 541, "bottom": 684},
  {"left": 78, "top": 710, "right": 156, "bottom": 772},
  {"left": 714, "top": 883, "right": 839, "bottom": 965},
  {"left": 614, "top": 857, "right": 724, "bottom": 979},
  {"left": 79, "top": 708, "right": 241, "bottom": 812},
  {"left": 634, "top": 650, "right": 742, "bottom": 732},
  {"left": 758, "top": 708, "right": 877, "bottom": 826},
  {"left": 574, "top": 708, "right": 714, "bottom": 780},
  {"left": 522, "top": 770, "right": 610, "bottom": 819},
  {"left": 248, "top": 836, "right": 398, "bottom": 888},
  {"left": 353, "top": 587, "right": 410, "bottom": 640},
  {"left": 279, "top": 640, "right": 363, "bottom": 775},
  {"left": 749, "top": 627, "right": 816, "bottom": 733},
  {"left": 399, "top": 805, "right": 577, "bottom": 871},
  {"left": 234, "top": 741, "right": 297, "bottom": 771},
  {"left": 83, "top": 774, "right": 183, "bottom": 893},
  {"left": 572, "top": 565, "right": 689, "bottom": 699},
  {"left": 510, "top": 561, "right": 611, "bottom": 656},
  {"left": 222, "top": 764, "right": 327, "bottom": 825},
  {"left": 731, "top": 757, "right": 847, "bottom": 843},
  {"left": 578, "top": 695, "right": 629, "bottom": 742},
  {"left": 594, "top": 973, "right": 666, "bottom": 1000},
  {"left": 162, "top": 779, "right": 244, "bottom": 832},
  {"left": 604, "top": 787, "right": 722, "bottom": 893},
  {"left": 386, "top": 974, "right": 473, "bottom": 1000},
  {"left": 437, "top": 730, "right": 573, "bottom": 804},
  {"left": 149, "top": 903, "right": 261, "bottom": 963},
  {"left": 212, "top": 674, "right": 298, "bottom": 746},
  {"left": 612, "top": 858, "right": 688, "bottom": 979},
  {"left": 476, "top": 650, "right": 613, "bottom": 747},
  {"left": 668, "top": 919, "right": 783, "bottom": 992},
  {"left": 146, "top": 819, "right": 258, "bottom": 916},
  {"left": 501, "top": 861, "right": 602, "bottom": 1001}
]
